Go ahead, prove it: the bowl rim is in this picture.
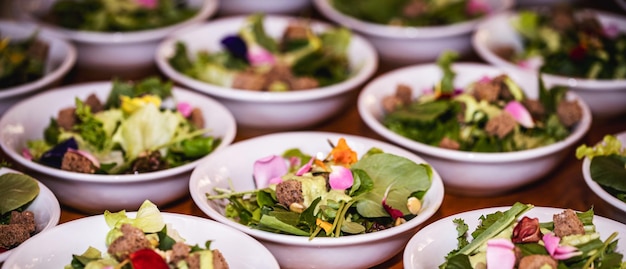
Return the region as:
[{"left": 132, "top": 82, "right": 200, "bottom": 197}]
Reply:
[
  {"left": 0, "top": 20, "right": 77, "bottom": 99},
  {"left": 155, "top": 14, "right": 379, "bottom": 103},
  {"left": 312, "top": 0, "right": 515, "bottom": 39},
  {"left": 472, "top": 9, "right": 626, "bottom": 90},
  {"left": 0, "top": 166, "right": 61, "bottom": 262},
  {"left": 582, "top": 131, "right": 626, "bottom": 213},
  {"left": 2, "top": 211, "right": 280, "bottom": 268},
  {"left": 0, "top": 81, "right": 237, "bottom": 183},
  {"left": 189, "top": 130, "right": 445, "bottom": 247},
  {"left": 14, "top": 0, "right": 219, "bottom": 44},
  {"left": 357, "top": 62, "right": 593, "bottom": 163}
]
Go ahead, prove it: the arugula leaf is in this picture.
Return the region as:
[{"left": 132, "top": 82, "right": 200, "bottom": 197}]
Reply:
[{"left": 258, "top": 215, "right": 309, "bottom": 236}]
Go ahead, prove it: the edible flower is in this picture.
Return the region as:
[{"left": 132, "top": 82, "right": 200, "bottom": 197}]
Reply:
[
  {"left": 176, "top": 102, "right": 193, "bottom": 118},
  {"left": 253, "top": 155, "right": 287, "bottom": 188},
  {"left": 316, "top": 218, "right": 333, "bottom": 234},
  {"left": 486, "top": 238, "right": 515, "bottom": 269},
  {"left": 135, "top": 0, "right": 157, "bottom": 9},
  {"left": 328, "top": 138, "right": 358, "bottom": 166},
  {"left": 128, "top": 249, "right": 168, "bottom": 269},
  {"left": 120, "top": 95, "right": 161, "bottom": 114},
  {"left": 295, "top": 157, "right": 314, "bottom": 176},
  {"left": 68, "top": 148, "right": 101, "bottom": 168},
  {"left": 382, "top": 184, "right": 404, "bottom": 220},
  {"left": 543, "top": 233, "right": 582, "bottom": 260},
  {"left": 511, "top": 216, "right": 542, "bottom": 243},
  {"left": 328, "top": 165, "right": 353, "bottom": 190},
  {"left": 467, "top": 0, "right": 490, "bottom": 16},
  {"left": 504, "top": 100, "right": 534, "bottom": 128},
  {"left": 221, "top": 35, "right": 248, "bottom": 63}
]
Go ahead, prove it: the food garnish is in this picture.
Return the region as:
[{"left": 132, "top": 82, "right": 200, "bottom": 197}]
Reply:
[
  {"left": 441, "top": 203, "right": 626, "bottom": 268},
  {"left": 381, "top": 51, "right": 583, "bottom": 152},
  {"left": 65, "top": 200, "right": 229, "bottom": 269},
  {"left": 25, "top": 77, "right": 221, "bottom": 175},
  {"left": 206, "top": 137, "right": 433, "bottom": 239},
  {"left": 0, "top": 173, "right": 40, "bottom": 252},
  {"left": 46, "top": 0, "right": 198, "bottom": 32},
  {"left": 576, "top": 135, "right": 626, "bottom": 203},
  {"left": 169, "top": 13, "right": 352, "bottom": 92}
]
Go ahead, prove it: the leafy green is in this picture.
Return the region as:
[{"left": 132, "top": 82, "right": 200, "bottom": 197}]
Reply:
[
  {"left": 0, "top": 32, "right": 47, "bottom": 88},
  {"left": 0, "top": 173, "right": 40, "bottom": 215}
]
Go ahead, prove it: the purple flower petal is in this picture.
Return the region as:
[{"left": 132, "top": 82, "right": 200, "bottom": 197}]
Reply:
[
  {"left": 486, "top": 238, "right": 515, "bottom": 269},
  {"left": 221, "top": 35, "right": 248, "bottom": 62},
  {"left": 328, "top": 165, "right": 353, "bottom": 190},
  {"left": 382, "top": 185, "right": 404, "bottom": 219},
  {"left": 504, "top": 100, "right": 535, "bottom": 128},
  {"left": 253, "top": 155, "right": 287, "bottom": 188},
  {"left": 177, "top": 102, "right": 193, "bottom": 118},
  {"left": 295, "top": 157, "right": 314, "bottom": 176}
]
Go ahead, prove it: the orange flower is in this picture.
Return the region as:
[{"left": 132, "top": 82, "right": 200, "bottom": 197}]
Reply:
[{"left": 329, "top": 138, "right": 358, "bottom": 166}]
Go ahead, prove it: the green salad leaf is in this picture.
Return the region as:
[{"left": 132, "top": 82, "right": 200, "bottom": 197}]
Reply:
[{"left": 0, "top": 173, "right": 40, "bottom": 215}]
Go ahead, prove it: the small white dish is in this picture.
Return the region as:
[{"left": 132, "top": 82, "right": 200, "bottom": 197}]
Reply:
[
  {"left": 0, "top": 167, "right": 61, "bottom": 263},
  {"left": 403, "top": 206, "right": 626, "bottom": 268},
  {"left": 0, "top": 81, "right": 237, "bottom": 213},
  {"left": 2, "top": 212, "right": 280, "bottom": 268},
  {"left": 0, "top": 20, "right": 76, "bottom": 115},
  {"left": 189, "top": 131, "right": 444, "bottom": 269}
]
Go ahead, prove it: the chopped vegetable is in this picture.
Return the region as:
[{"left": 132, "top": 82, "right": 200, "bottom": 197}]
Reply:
[{"left": 0, "top": 32, "right": 48, "bottom": 88}]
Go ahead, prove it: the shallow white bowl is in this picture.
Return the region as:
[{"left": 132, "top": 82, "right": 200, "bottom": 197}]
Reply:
[
  {"left": 313, "top": 0, "right": 513, "bottom": 65},
  {"left": 358, "top": 63, "right": 592, "bottom": 196},
  {"left": 473, "top": 10, "right": 626, "bottom": 118},
  {"left": 403, "top": 206, "right": 626, "bottom": 268},
  {"left": 156, "top": 15, "right": 378, "bottom": 129},
  {"left": 0, "top": 81, "right": 237, "bottom": 213},
  {"left": 2, "top": 212, "right": 279, "bottom": 268},
  {"left": 0, "top": 167, "right": 61, "bottom": 263},
  {"left": 218, "top": 0, "right": 311, "bottom": 16},
  {"left": 189, "top": 131, "right": 445, "bottom": 269},
  {"left": 0, "top": 20, "right": 76, "bottom": 115},
  {"left": 582, "top": 131, "right": 626, "bottom": 224},
  {"left": 13, "top": 0, "right": 218, "bottom": 78}
]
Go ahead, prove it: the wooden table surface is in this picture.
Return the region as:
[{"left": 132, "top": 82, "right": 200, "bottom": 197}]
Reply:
[{"left": 6, "top": 1, "right": 626, "bottom": 268}]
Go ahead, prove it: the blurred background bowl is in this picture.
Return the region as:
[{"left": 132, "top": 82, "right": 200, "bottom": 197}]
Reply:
[
  {"left": 0, "top": 167, "right": 61, "bottom": 263},
  {"left": 12, "top": 0, "right": 218, "bottom": 80},
  {"left": 582, "top": 130, "right": 626, "bottom": 224},
  {"left": 313, "top": 0, "right": 514, "bottom": 66},
  {"left": 0, "top": 20, "right": 76, "bottom": 115},
  {"left": 3, "top": 212, "right": 280, "bottom": 268},
  {"left": 0, "top": 81, "right": 236, "bottom": 213},
  {"left": 217, "top": 0, "right": 311, "bottom": 16},
  {"left": 189, "top": 131, "right": 444, "bottom": 269},
  {"left": 156, "top": 15, "right": 378, "bottom": 130},
  {"left": 473, "top": 10, "right": 626, "bottom": 119},
  {"left": 358, "top": 63, "right": 592, "bottom": 196}
]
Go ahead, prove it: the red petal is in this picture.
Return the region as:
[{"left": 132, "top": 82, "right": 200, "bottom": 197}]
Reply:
[
  {"left": 129, "top": 249, "right": 169, "bottom": 269},
  {"left": 512, "top": 216, "right": 542, "bottom": 243}
]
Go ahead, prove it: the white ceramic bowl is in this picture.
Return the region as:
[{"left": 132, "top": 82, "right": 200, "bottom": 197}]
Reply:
[
  {"left": 0, "top": 81, "right": 237, "bottom": 213},
  {"left": 582, "top": 131, "right": 626, "bottom": 224},
  {"left": 13, "top": 0, "right": 218, "bottom": 78},
  {"left": 473, "top": 10, "right": 626, "bottom": 118},
  {"left": 403, "top": 206, "right": 626, "bottom": 268},
  {"left": 358, "top": 63, "right": 592, "bottom": 196},
  {"left": 189, "top": 131, "right": 445, "bottom": 269},
  {"left": 0, "top": 167, "right": 61, "bottom": 263},
  {"left": 2, "top": 212, "right": 280, "bottom": 268},
  {"left": 0, "top": 20, "right": 76, "bottom": 115},
  {"left": 156, "top": 15, "right": 378, "bottom": 129},
  {"left": 218, "top": 0, "right": 311, "bottom": 16},
  {"left": 313, "top": 0, "right": 513, "bottom": 65}
]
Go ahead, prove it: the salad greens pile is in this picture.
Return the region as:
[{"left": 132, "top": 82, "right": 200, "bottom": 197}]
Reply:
[
  {"left": 382, "top": 51, "right": 580, "bottom": 153},
  {"left": 442, "top": 203, "right": 626, "bottom": 268},
  {"left": 47, "top": 0, "right": 198, "bottom": 32},
  {"left": 66, "top": 200, "right": 227, "bottom": 269},
  {"left": 26, "top": 77, "right": 221, "bottom": 175},
  {"left": 0, "top": 33, "right": 47, "bottom": 88},
  {"left": 169, "top": 13, "right": 352, "bottom": 92},
  {"left": 330, "top": 0, "right": 489, "bottom": 27},
  {"left": 207, "top": 137, "right": 433, "bottom": 239},
  {"left": 576, "top": 135, "right": 626, "bottom": 203},
  {"left": 508, "top": 6, "right": 626, "bottom": 79}
]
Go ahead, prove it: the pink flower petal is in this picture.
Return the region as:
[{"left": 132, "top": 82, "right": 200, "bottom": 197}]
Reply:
[
  {"left": 177, "top": 102, "right": 193, "bottom": 118},
  {"left": 328, "top": 165, "right": 353, "bottom": 190},
  {"left": 517, "top": 56, "right": 543, "bottom": 71},
  {"left": 136, "top": 0, "right": 157, "bottom": 9},
  {"left": 467, "top": 0, "right": 491, "bottom": 15},
  {"left": 68, "top": 148, "right": 100, "bottom": 168},
  {"left": 486, "top": 238, "right": 516, "bottom": 269},
  {"left": 543, "top": 233, "right": 582, "bottom": 260},
  {"left": 504, "top": 100, "right": 535, "bottom": 128},
  {"left": 543, "top": 233, "right": 560, "bottom": 256},
  {"left": 247, "top": 45, "right": 275, "bottom": 66},
  {"left": 604, "top": 23, "right": 619, "bottom": 39},
  {"left": 382, "top": 185, "right": 404, "bottom": 219},
  {"left": 295, "top": 157, "right": 314, "bottom": 176},
  {"left": 478, "top": 75, "right": 492, "bottom": 84},
  {"left": 22, "top": 148, "right": 32, "bottom": 161},
  {"left": 253, "top": 155, "right": 287, "bottom": 188}
]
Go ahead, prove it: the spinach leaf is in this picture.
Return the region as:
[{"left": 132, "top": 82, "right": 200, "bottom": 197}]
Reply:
[
  {"left": 590, "top": 155, "right": 626, "bottom": 192},
  {"left": 0, "top": 173, "right": 40, "bottom": 215}
]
